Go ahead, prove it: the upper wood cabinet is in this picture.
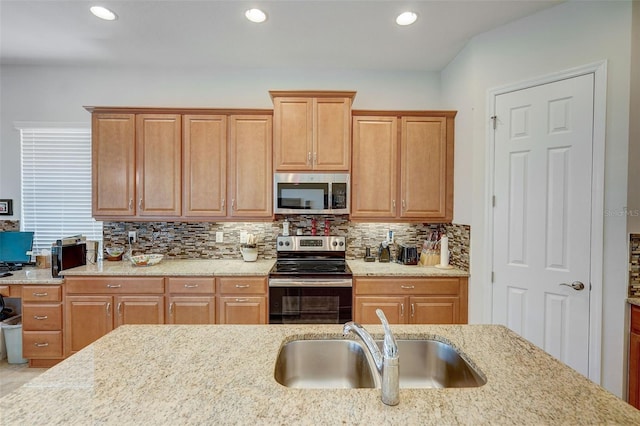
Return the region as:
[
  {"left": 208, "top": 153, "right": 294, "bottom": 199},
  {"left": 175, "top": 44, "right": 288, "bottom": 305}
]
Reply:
[
  {"left": 271, "top": 91, "right": 355, "bottom": 171},
  {"left": 92, "top": 113, "right": 136, "bottom": 217},
  {"left": 182, "top": 115, "right": 227, "bottom": 217},
  {"left": 351, "top": 111, "right": 455, "bottom": 222},
  {"left": 88, "top": 107, "right": 273, "bottom": 221},
  {"left": 136, "top": 114, "right": 182, "bottom": 216},
  {"left": 228, "top": 115, "right": 273, "bottom": 218}
]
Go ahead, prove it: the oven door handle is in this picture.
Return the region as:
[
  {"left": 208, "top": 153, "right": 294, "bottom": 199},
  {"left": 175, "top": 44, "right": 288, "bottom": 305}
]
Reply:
[{"left": 268, "top": 278, "right": 352, "bottom": 288}]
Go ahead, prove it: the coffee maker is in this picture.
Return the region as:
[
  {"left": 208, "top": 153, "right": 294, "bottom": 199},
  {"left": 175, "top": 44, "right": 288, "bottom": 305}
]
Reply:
[{"left": 378, "top": 241, "right": 391, "bottom": 263}]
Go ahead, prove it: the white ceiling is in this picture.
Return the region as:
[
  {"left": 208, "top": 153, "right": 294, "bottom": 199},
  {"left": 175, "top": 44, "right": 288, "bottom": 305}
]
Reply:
[{"left": 0, "top": 0, "right": 563, "bottom": 71}]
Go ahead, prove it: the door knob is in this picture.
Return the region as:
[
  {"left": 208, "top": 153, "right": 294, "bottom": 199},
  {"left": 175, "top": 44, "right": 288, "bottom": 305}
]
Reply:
[{"left": 559, "top": 281, "right": 585, "bottom": 291}]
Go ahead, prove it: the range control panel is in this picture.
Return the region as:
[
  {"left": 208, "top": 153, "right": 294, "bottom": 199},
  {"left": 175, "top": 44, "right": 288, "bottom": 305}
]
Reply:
[{"left": 276, "top": 236, "right": 346, "bottom": 252}]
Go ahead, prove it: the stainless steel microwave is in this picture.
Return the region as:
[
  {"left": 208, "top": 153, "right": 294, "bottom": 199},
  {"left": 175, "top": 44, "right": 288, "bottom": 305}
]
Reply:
[{"left": 274, "top": 173, "right": 350, "bottom": 215}]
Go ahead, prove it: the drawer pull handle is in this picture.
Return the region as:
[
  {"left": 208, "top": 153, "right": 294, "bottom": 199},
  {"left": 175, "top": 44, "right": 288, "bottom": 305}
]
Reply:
[
  {"left": 235, "top": 298, "right": 249, "bottom": 302},
  {"left": 107, "top": 284, "right": 122, "bottom": 288},
  {"left": 33, "top": 292, "right": 49, "bottom": 297},
  {"left": 34, "top": 315, "right": 48, "bottom": 320},
  {"left": 401, "top": 285, "right": 415, "bottom": 289},
  {"left": 235, "top": 284, "right": 250, "bottom": 288},
  {"left": 34, "top": 342, "right": 49, "bottom": 348},
  {"left": 184, "top": 284, "right": 199, "bottom": 288}
]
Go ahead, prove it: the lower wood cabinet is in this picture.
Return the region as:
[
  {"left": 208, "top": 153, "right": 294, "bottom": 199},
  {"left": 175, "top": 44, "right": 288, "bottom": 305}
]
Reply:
[
  {"left": 21, "top": 285, "right": 64, "bottom": 367},
  {"left": 629, "top": 305, "right": 640, "bottom": 409},
  {"left": 354, "top": 277, "right": 468, "bottom": 324},
  {"left": 64, "top": 277, "right": 165, "bottom": 356},
  {"left": 218, "top": 277, "right": 267, "bottom": 324},
  {"left": 167, "top": 277, "right": 216, "bottom": 324}
]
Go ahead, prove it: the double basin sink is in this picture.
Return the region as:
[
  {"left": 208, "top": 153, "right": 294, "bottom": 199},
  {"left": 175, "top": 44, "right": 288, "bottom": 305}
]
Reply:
[{"left": 274, "top": 338, "right": 486, "bottom": 389}]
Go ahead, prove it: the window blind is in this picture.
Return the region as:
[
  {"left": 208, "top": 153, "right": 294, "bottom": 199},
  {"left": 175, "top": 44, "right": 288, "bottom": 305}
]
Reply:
[{"left": 19, "top": 126, "right": 103, "bottom": 254}]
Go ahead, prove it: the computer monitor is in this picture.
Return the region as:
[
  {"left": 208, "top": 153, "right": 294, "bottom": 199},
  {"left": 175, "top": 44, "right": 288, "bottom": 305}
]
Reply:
[{"left": 0, "top": 231, "right": 35, "bottom": 264}]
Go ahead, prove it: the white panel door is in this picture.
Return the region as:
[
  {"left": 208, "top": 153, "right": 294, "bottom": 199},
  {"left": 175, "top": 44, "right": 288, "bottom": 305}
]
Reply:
[{"left": 492, "top": 73, "right": 594, "bottom": 376}]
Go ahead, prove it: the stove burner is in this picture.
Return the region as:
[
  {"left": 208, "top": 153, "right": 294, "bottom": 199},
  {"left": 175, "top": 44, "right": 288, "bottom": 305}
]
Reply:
[{"left": 313, "top": 264, "right": 338, "bottom": 272}]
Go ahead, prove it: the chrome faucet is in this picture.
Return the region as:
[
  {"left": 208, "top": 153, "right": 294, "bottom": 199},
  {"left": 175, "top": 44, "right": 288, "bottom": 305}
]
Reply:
[{"left": 343, "top": 309, "right": 399, "bottom": 406}]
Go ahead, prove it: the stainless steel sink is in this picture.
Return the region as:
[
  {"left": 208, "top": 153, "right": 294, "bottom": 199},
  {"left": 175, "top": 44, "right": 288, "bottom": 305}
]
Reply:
[
  {"left": 274, "top": 339, "right": 377, "bottom": 389},
  {"left": 378, "top": 339, "right": 486, "bottom": 388},
  {"left": 274, "top": 338, "right": 485, "bottom": 389}
]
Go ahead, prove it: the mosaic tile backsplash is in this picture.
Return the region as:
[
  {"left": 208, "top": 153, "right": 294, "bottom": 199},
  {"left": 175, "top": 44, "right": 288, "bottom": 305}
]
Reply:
[
  {"left": 0, "top": 221, "right": 19, "bottom": 231},
  {"left": 103, "top": 216, "right": 470, "bottom": 271},
  {"left": 630, "top": 234, "right": 640, "bottom": 297}
]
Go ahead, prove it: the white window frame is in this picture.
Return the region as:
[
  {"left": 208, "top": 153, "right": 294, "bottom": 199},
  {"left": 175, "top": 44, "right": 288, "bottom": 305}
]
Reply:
[{"left": 16, "top": 122, "right": 102, "bottom": 255}]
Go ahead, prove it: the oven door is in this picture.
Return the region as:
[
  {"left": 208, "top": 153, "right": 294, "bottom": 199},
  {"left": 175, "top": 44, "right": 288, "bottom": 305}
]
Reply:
[{"left": 268, "top": 279, "right": 352, "bottom": 324}]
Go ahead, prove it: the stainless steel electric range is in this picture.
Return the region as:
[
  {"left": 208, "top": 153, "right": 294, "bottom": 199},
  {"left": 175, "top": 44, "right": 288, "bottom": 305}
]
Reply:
[{"left": 268, "top": 235, "right": 352, "bottom": 324}]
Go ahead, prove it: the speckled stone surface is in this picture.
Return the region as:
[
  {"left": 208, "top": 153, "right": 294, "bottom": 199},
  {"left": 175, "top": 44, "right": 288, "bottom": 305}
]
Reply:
[
  {"left": 61, "top": 259, "right": 276, "bottom": 277},
  {"left": 628, "top": 298, "right": 640, "bottom": 307},
  {"left": 0, "top": 267, "right": 62, "bottom": 285},
  {"left": 1, "top": 324, "right": 638, "bottom": 425},
  {"left": 348, "top": 259, "right": 469, "bottom": 277}
]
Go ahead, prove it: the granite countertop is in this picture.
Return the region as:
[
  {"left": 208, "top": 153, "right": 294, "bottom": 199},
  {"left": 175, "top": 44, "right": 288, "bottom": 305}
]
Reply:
[
  {"left": 1, "top": 324, "right": 637, "bottom": 424},
  {"left": 61, "top": 259, "right": 277, "bottom": 277},
  {"left": 347, "top": 259, "right": 468, "bottom": 277},
  {"left": 628, "top": 298, "right": 640, "bottom": 307},
  {"left": 0, "top": 267, "right": 62, "bottom": 285}
]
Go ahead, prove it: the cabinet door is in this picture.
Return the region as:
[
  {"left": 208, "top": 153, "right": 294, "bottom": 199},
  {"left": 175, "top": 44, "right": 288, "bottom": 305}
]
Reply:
[
  {"left": 314, "top": 98, "right": 351, "bottom": 170},
  {"left": 630, "top": 332, "right": 640, "bottom": 409},
  {"left": 273, "top": 97, "right": 313, "bottom": 170},
  {"left": 400, "top": 116, "right": 452, "bottom": 221},
  {"left": 114, "top": 295, "right": 165, "bottom": 327},
  {"left": 65, "top": 296, "right": 113, "bottom": 355},
  {"left": 168, "top": 296, "right": 216, "bottom": 324},
  {"left": 228, "top": 115, "right": 273, "bottom": 217},
  {"left": 92, "top": 114, "right": 136, "bottom": 216},
  {"left": 136, "top": 114, "right": 182, "bottom": 216},
  {"left": 351, "top": 116, "right": 398, "bottom": 218},
  {"left": 354, "top": 296, "right": 406, "bottom": 324},
  {"left": 183, "top": 115, "right": 227, "bottom": 217},
  {"left": 410, "top": 296, "right": 460, "bottom": 324},
  {"left": 218, "top": 296, "right": 267, "bottom": 324}
]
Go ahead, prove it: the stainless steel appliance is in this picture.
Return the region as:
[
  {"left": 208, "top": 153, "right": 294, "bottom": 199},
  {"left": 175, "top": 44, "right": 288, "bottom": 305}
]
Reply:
[
  {"left": 274, "top": 173, "right": 350, "bottom": 215},
  {"left": 396, "top": 244, "right": 418, "bottom": 265},
  {"left": 269, "top": 235, "right": 352, "bottom": 324}
]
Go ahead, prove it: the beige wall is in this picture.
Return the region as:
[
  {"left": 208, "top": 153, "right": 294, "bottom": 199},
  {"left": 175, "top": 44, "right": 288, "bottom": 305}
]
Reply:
[
  {"left": 441, "top": 0, "right": 633, "bottom": 397},
  {"left": 629, "top": 1, "right": 640, "bottom": 233}
]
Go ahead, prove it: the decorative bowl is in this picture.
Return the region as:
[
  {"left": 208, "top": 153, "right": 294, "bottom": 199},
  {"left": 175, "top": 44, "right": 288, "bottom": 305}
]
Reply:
[
  {"left": 130, "top": 254, "right": 164, "bottom": 267},
  {"left": 105, "top": 247, "right": 124, "bottom": 257}
]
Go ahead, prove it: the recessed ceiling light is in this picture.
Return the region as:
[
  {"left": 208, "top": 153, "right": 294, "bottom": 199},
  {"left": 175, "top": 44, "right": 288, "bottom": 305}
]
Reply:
[
  {"left": 90, "top": 6, "right": 118, "bottom": 21},
  {"left": 245, "top": 8, "right": 267, "bottom": 23},
  {"left": 396, "top": 11, "right": 417, "bottom": 26}
]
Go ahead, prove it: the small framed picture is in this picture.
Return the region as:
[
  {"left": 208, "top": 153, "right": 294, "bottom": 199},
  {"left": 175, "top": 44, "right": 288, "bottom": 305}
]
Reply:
[{"left": 0, "top": 199, "right": 13, "bottom": 216}]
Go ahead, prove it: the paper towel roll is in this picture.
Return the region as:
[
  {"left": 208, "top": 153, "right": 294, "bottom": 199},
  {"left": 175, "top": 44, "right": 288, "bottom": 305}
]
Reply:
[{"left": 440, "top": 236, "right": 449, "bottom": 266}]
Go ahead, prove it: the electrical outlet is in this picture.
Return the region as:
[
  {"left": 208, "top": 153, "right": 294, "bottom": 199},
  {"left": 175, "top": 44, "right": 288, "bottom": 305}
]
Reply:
[
  {"left": 216, "top": 231, "right": 224, "bottom": 243},
  {"left": 240, "top": 231, "right": 248, "bottom": 244},
  {"left": 128, "top": 231, "right": 137, "bottom": 243}
]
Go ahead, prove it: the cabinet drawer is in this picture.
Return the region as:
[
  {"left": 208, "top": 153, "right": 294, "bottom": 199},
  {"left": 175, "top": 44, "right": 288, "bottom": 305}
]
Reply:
[
  {"left": 632, "top": 305, "right": 640, "bottom": 334},
  {"left": 355, "top": 277, "right": 461, "bottom": 295},
  {"left": 65, "top": 277, "right": 164, "bottom": 294},
  {"left": 22, "top": 331, "right": 63, "bottom": 358},
  {"left": 21, "top": 286, "right": 62, "bottom": 302},
  {"left": 167, "top": 277, "right": 215, "bottom": 294},
  {"left": 22, "top": 303, "right": 63, "bottom": 331},
  {"left": 218, "top": 277, "right": 267, "bottom": 295}
]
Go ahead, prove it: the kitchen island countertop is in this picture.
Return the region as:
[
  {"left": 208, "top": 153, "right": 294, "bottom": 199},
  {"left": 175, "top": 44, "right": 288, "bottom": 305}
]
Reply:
[{"left": 1, "top": 323, "right": 637, "bottom": 424}]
